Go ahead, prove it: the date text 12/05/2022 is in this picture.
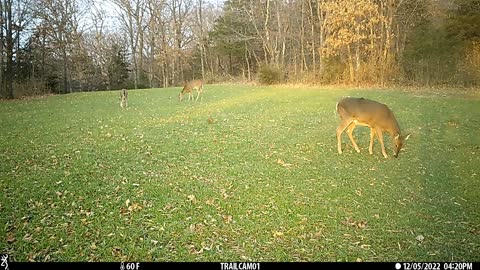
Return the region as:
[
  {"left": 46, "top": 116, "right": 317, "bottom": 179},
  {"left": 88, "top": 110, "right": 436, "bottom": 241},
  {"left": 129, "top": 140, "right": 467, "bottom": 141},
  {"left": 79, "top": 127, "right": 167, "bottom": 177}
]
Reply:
[{"left": 397, "top": 262, "right": 473, "bottom": 270}]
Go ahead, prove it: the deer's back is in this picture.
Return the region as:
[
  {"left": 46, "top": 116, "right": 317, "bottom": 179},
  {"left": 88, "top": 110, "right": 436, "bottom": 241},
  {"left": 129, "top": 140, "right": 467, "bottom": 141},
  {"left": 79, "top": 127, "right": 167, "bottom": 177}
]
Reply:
[
  {"left": 183, "top": 80, "right": 203, "bottom": 93},
  {"left": 337, "top": 97, "right": 396, "bottom": 129}
]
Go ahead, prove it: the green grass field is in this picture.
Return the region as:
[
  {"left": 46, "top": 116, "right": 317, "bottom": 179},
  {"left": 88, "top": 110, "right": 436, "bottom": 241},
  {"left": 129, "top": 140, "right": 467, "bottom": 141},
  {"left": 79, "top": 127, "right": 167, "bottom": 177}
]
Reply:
[{"left": 1, "top": 85, "right": 479, "bottom": 262}]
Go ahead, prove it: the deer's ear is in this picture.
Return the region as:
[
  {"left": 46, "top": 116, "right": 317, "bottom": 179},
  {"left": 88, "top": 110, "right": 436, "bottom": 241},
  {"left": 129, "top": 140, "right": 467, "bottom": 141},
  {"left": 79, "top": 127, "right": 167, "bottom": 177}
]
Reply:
[{"left": 405, "top": 133, "right": 411, "bottom": 141}]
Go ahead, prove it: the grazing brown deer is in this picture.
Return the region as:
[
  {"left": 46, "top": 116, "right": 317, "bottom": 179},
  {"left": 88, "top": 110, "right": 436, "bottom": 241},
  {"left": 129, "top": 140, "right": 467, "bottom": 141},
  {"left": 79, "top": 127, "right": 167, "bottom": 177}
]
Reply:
[
  {"left": 336, "top": 97, "right": 410, "bottom": 158},
  {"left": 179, "top": 80, "right": 203, "bottom": 101},
  {"left": 120, "top": 89, "right": 128, "bottom": 108}
]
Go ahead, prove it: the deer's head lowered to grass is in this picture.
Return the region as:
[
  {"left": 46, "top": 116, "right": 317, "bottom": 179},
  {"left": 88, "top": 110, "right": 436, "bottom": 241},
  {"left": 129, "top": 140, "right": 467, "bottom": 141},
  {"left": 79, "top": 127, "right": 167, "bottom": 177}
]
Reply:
[
  {"left": 336, "top": 97, "right": 410, "bottom": 158},
  {"left": 179, "top": 80, "right": 204, "bottom": 101}
]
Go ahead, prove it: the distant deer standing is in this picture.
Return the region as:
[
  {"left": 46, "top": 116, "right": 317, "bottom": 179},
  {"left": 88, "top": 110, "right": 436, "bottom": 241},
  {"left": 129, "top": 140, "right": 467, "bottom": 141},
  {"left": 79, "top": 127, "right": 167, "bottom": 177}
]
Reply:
[
  {"left": 336, "top": 97, "right": 410, "bottom": 158},
  {"left": 120, "top": 89, "right": 128, "bottom": 108},
  {"left": 179, "top": 80, "right": 203, "bottom": 101}
]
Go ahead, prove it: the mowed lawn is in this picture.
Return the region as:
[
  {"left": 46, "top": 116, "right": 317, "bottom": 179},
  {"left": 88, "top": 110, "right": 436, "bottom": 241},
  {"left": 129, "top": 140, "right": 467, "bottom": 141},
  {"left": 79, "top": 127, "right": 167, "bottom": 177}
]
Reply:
[{"left": 0, "top": 85, "right": 479, "bottom": 262}]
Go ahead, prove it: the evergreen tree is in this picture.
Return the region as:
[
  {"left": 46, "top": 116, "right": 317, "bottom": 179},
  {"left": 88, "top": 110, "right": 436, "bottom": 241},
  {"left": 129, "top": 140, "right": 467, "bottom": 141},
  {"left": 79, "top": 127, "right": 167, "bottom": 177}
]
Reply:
[{"left": 107, "top": 44, "right": 130, "bottom": 90}]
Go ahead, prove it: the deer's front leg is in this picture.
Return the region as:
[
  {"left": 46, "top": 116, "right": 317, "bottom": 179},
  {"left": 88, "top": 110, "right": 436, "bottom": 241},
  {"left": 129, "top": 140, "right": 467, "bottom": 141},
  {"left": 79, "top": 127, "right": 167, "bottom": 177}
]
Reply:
[
  {"left": 336, "top": 120, "right": 351, "bottom": 154},
  {"left": 375, "top": 128, "right": 388, "bottom": 158},
  {"left": 346, "top": 123, "right": 360, "bottom": 153}
]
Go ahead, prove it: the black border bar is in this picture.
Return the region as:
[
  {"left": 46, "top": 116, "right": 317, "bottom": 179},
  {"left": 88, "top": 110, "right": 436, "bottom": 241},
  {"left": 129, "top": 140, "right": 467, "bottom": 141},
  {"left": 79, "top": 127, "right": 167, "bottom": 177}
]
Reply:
[{"left": 7, "top": 262, "right": 478, "bottom": 270}]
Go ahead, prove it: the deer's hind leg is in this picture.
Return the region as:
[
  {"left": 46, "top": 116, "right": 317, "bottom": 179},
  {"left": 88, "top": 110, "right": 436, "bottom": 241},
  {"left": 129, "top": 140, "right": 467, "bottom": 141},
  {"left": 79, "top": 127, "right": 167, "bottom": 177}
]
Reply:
[{"left": 368, "top": 128, "right": 375, "bottom": 155}]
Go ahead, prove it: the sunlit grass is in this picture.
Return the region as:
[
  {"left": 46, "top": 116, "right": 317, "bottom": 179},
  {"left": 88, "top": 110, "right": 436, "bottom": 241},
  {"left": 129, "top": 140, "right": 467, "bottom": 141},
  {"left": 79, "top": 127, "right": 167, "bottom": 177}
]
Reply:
[{"left": 1, "top": 85, "right": 479, "bottom": 262}]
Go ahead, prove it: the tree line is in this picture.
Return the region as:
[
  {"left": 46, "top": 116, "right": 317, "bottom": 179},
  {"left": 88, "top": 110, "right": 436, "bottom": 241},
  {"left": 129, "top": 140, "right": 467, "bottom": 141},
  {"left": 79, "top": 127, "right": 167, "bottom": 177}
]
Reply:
[{"left": 0, "top": 0, "right": 479, "bottom": 98}]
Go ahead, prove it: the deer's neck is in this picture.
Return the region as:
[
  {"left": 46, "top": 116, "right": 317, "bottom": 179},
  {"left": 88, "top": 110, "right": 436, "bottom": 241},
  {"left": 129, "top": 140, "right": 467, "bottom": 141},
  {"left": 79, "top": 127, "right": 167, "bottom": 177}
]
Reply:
[{"left": 388, "top": 117, "right": 401, "bottom": 136}]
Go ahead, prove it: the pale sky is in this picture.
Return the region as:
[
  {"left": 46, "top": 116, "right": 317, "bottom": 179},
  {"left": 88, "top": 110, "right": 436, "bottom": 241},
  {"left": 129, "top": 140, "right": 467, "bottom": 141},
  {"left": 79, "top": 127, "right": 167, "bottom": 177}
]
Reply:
[{"left": 89, "top": 0, "right": 224, "bottom": 32}]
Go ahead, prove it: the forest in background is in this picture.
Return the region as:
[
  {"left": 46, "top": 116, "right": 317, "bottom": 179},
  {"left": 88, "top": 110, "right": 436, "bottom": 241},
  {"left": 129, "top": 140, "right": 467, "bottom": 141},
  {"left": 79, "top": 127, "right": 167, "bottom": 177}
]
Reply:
[{"left": 0, "top": 0, "right": 479, "bottom": 98}]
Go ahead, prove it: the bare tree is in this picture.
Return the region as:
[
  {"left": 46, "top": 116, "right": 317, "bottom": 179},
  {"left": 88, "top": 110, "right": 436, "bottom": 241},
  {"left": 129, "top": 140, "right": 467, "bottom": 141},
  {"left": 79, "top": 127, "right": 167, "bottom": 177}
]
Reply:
[
  {"left": 0, "top": 1, "right": 5, "bottom": 96},
  {"left": 89, "top": 4, "right": 109, "bottom": 87},
  {"left": 33, "top": 0, "right": 87, "bottom": 93},
  {"left": 112, "top": 0, "right": 148, "bottom": 89},
  {"left": 169, "top": 0, "right": 194, "bottom": 84},
  {"left": 196, "top": 0, "right": 205, "bottom": 79},
  {"left": 2, "top": 0, "right": 14, "bottom": 98}
]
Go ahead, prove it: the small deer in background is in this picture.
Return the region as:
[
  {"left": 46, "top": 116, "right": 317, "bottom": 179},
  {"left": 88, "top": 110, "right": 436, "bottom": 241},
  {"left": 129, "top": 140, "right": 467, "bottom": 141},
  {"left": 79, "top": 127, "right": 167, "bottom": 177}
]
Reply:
[
  {"left": 179, "top": 80, "right": 203, "bottom": 101},
  {"left": 336, "top": 97, "right": 410, "bottom": 158},
  {"left": 120, "top": 89, "right": 128, "bottom": 108}
]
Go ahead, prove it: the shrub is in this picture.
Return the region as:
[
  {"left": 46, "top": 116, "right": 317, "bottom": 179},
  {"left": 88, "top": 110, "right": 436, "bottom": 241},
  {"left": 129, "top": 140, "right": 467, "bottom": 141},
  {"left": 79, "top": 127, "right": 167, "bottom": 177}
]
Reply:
[
  {"left": 257, "top": 64, "right": 284, "bottom": 85},
  {"left": 319, "top": 56, "right": 346, "bottom": 84},
  {"left": 13, "top": 79, "right": 50, "bottom": 98}
]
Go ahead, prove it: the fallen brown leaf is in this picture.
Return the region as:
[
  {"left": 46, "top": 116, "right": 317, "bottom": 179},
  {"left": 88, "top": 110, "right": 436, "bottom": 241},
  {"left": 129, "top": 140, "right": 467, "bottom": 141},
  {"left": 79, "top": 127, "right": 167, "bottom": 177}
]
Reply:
[{"left": 6, "top": 232, "right": 15, "bottom": 244}]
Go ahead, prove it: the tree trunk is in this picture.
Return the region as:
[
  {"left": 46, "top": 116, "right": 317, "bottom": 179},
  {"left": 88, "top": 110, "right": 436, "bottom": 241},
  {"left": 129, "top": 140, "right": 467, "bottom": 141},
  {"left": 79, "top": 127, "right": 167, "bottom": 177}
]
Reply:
[
  {"left": 355, "top": 43, "right": 360, "bottom": 86},
  {"left": 263, "top": 0, "right": 272, "bottom": 64},
  {"left": 162, "top": 62, "right": 167, "bottom": 88},
  {"left": 200, "top": 45, "right": 205, "bottom": 79},
  {"left": 180, "top": 57, "right": 184, "bottom": 82},
  {"left": 198, "top": 0, "right": 205, "bottom": 79},
  {"left": 300, "top": 0, "right": 307, "bottom": 72},
  {"left": 316, "top": 0, "right": 326, "bottom": 74},
  {"left": 148, "top": 16, "right": 155, "bottom": 88},
  {"left": 138, "top": 20, "right": 144, "bottom": 88},
  {"left": 347, "top": 44, "right": 354, "bottom": 84},
  {"left": 355, "top": 25, "right": 361, "bottom": 85},
  {"left": 245, "top": 42, "right": 251, "bottom": 80},
  {"left": 308, "top": 0, "right": 316, "bottom": 73},
  {"left": 63, "top": 46, "right": 68, "bottom": 93},
  {"left": 41, "top": 27, "right": 46, "bottom": 88},
  {"left": 129, "top": 25, "right": 138, "bottom": 89},
  {"left": 229, "top": 52, "right": 232, "bottom": 75},
  {"left": 171, "top": 57, "right": 176, "bottom": 86},
  {"left": 0, "top": 1, "right": 4, "bottom": 97},
  {"left": 293, "top": 47, "right": 298, "bottom": 78},
  {"left": 5, "top": 0, "right": 14, "bottom": 98}
]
